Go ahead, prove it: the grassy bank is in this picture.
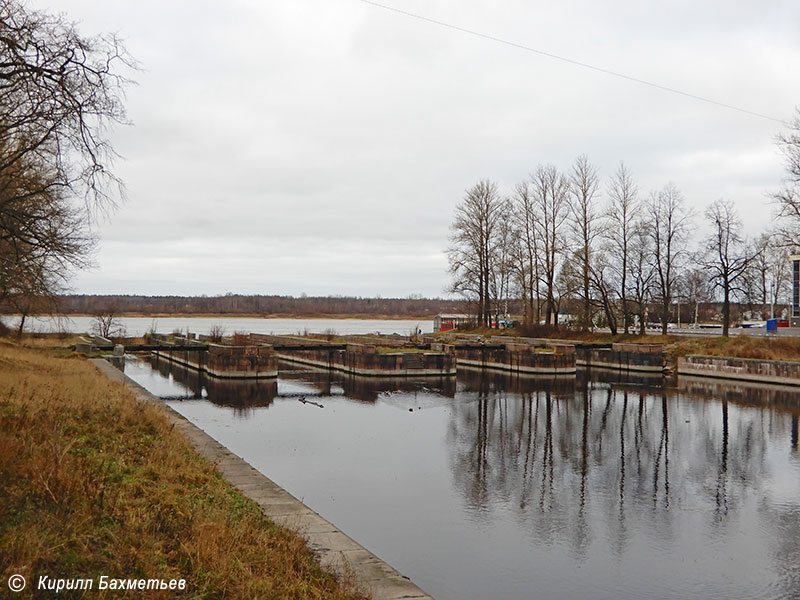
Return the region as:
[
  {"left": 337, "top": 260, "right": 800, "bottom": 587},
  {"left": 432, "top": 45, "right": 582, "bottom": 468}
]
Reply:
[
  {"left": 0, "top": 342, "right": 366, "bottom": 599},
  {"left": 449, "top": 326, "right": 800, "bottom": 362},
  {"left": 662, "top": 334, "right": 800, "bottom": 361}
]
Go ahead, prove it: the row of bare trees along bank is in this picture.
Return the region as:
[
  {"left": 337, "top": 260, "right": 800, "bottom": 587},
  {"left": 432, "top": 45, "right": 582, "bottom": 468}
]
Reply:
[{"left": 448, "top": 116, "right": 800, "bottom": 337}]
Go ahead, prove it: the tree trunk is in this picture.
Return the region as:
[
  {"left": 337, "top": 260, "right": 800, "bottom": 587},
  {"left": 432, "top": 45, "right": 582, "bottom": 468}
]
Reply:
[
  {"left": 605, "top": 304, "right": 618, "bottom": 335},
  {"left": 621, "top": 266, "right": 629, "bottom": 334},
  {"left": 722, "top": 285, "right": 731, "bottom": 337},
  {"left": 583, "top": 271, "right": 591, "bottom": 331}
]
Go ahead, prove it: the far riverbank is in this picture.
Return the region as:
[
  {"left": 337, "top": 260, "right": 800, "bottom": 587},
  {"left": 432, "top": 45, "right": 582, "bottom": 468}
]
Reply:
[
  {"left": 1, "top": 315, "right": 434, "bottom": 337},
  {"left": 49, "top": 312, "right": 438, "bottom": 320}
]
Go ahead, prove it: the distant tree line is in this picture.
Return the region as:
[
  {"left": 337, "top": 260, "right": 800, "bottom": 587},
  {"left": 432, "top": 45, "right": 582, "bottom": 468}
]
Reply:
[
  {"left": 52, "top": 294, "right": 464, "bottom": 318},
  {"left": 448, "top": 111, "right": 800, "bottom": 337}
]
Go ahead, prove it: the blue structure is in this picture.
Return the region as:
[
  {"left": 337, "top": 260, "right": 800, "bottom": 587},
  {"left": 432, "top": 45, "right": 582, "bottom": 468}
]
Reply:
[{"left": 793, "top": 254, "right": 800, "bottom": 326}]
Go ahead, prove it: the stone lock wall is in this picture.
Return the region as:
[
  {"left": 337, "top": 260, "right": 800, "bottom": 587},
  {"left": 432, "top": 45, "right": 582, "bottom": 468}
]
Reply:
[
  {"left": 576, "top": 343, "right": 664, "bottom": 372},
  {"left": 275, "top": 343, "right": 456, "bottom": 376},
  {"left": 205, "top": 344, "right": 277, "bottom": 378},
  {"left": 455, "top": 343, "right": 576, "bottom": 374},
  {"left": 678, "top": 355, "right": 800, "bottom": 386},
  {"left": 154, "top": 342, "right": 277, "bottom": 379},
  {"left": 342, "top": 344, "right": 456, "bottom": 375}
]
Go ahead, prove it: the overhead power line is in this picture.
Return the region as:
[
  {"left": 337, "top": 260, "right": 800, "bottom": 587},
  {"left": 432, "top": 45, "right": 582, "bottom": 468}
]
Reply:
[{"left": 359, "top": 0, "right": 788, "bottom": 125}]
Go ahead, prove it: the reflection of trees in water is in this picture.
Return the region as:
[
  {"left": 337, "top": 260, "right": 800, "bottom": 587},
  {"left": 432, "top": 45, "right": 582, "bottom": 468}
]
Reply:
[
  {"left": 457, "top": 366, "right": 576, "bottom": 398},
  {"left": 148, "top": 355, "right": 277, "bottom": 415},
  {"left": 763, "top": 502, "right": 800, "bottom": 598},
  {"left": 278, "top": 361, "right": 456, "bottom": 403},
  {"left": 345, "top": 373, "right": 456, "bottom": 402},
  {"left": 678, "top": 376, "right": 800, "bottom": 520},
  {"left": 577, "top": 367, "right": 666, "bottom": 390},
  {"left": 447, "top": 375, "right": 800, "bottom": 562},
  {"left": 149, "top": 357, "right": 457, "bottom": 415},
  {"left": 678, "top": 375, "right": 800, "bottom": 417}
]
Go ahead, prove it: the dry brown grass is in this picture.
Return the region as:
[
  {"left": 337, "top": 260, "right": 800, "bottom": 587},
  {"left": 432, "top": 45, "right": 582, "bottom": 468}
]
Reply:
[
  {"left": 452, "top": 325, "right": 678, "bottom": 344},
  {"left": 452, "top": 326, "right": 800, "bottom": 362},
  {"left": 375, "top": 346, "right": 427, "bottom": 354},
  {"left": 665, "top": 334, "right": 800, "bottom": 361},
  {"left": 0, "top": 343, "right": 368, "bottom": 599},
  {"left": 1, "top": 332, "right": 85, "bottom": 349}
]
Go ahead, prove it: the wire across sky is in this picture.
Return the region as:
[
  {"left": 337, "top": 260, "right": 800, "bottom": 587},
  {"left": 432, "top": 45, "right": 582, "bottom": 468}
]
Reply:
[{"left": 359, "top": 0, "right": 788, "bottom": 125}]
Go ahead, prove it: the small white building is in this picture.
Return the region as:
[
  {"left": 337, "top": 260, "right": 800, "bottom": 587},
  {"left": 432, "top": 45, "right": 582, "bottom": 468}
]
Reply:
[
  {"left": 433, "top": 314, "right": 474, "bottom": 332},
  {"left": 539, "top": 313, "right": 573, "bottom": 326}
]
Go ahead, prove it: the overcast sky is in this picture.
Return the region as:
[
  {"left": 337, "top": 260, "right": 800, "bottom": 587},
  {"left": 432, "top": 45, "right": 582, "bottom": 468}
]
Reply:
[{"left": 49, "top": 0, "right": 800, "bottom": 298}]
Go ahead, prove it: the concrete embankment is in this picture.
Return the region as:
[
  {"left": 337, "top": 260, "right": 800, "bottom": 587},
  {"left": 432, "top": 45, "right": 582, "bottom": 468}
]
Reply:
[
  {"left": 152, "top": 342, "right": 278, "bottom": 379},
  {"left": 144, "top": 332, "right": 666, "bottom": 378},
  {"left": 429, "top": 333, "right": 665, "bottom": 374},
  {"left": 248, "top": 333, "right": 457, "bottom": 377},
  {"left": 280, "top": 346, "right": 457, "bottom": 376},
  {"left": 453, "top": 343, "right": 576, "bottom": 374},
  {"left": 677, "top": 355, "right": 800, "bottom": 386},
  {"left": 93, "top": 359, "right": 434, "bottom": 600},
  {"left": 576, "top": 343, "right": 665, "bottom": 373},
  {"left": 257, "top": 333, "right": 576, "bottom": 375}
]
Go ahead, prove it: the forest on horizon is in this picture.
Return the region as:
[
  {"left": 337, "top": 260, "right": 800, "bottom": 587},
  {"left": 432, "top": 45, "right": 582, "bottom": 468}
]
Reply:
[{"left": 53, "top": 294, "right": 466, "bottom": 318}]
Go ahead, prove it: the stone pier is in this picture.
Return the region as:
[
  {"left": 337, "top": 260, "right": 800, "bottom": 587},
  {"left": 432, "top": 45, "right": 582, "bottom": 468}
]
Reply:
[{"left": 153, "top": 342, "right": 277, "bottom": 379}]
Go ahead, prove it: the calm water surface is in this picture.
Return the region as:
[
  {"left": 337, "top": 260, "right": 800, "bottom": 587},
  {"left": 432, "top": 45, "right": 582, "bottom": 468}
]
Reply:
[
  {"left": 2, "top": 315, "right": 432, "bottom": 336},
  {"left": 122, "top": 357, "right": 800, "bottom": 600}
]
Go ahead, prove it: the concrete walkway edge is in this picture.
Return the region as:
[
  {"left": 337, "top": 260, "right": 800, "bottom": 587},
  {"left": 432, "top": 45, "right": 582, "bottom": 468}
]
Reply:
[{"left": 92, "top": 359, "right": 434, "bottom": 600}]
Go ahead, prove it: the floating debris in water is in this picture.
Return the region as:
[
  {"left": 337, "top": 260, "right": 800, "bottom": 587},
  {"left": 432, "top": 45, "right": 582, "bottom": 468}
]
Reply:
[{"left": 297, "top": 396, "right": 324, "bottom": 408}]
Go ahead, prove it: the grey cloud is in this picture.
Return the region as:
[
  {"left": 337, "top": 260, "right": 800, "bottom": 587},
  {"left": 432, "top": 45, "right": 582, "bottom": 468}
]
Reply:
[{"left": 53, "top": 0, "right": 800, "bottom": 296}]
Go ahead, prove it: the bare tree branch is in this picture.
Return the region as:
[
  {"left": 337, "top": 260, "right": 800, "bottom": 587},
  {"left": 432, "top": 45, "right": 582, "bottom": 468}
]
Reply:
[{"left": 0, "top": 1, "right": 132, "bottom": 317}]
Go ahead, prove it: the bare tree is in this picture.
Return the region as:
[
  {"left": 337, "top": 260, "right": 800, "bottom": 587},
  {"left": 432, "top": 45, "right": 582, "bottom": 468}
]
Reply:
[
  {"left": 699, "top": 200, "right": 758, "bottom": 336},
  {"left": 511, "top": 180, "right": 542, "bottom": 325},
  {"left": 748, "top": 232, "right": 791, "bottom": 319},
  {"left": 0, "top": 1, "right": 132, "bottom": 207},
  {"left": 567, "top": 155, "right": 602, "bottom": 331},
  {"left": 208, "top": 324, "right": 226, "bottom": 343},
  {"left": 530, "top": 165, "right": 571, "bottom": 326},
  {"left": 767, "top": 238, "right": 792, "bottom": 314},
  {"left": 0, "top": 148, "right": 95, "bottom": 310},
  {"left": 747, "top": 234, "right": 772, "bottom": 314},
  {"left": 589, "top": 252, "right": 619, "bottom": 334},
  {"left": 647, "top": 183, "right": 693, "bottom": 335},
  {"left": 629, "top": 220, "right": 655, "bottom": 334},
  {"left": 448, "top": 180, "right": 504, "bottom": 327},
  {"left": 683, "top": 267, "right": 712, "bottom": 327},
  {"left": 6, "top": 272, "right": 61, "bottom": 338},
  {"left": 553, "top": 255, "right": 581, "bottom": 325},
  {"left": 560, "top": 243, "right": 619, "bottom": 333},
  {"left": 92, "top": 306, "right": 124, "bottom": 339},
  {"left": 773, "top": 108, "right": 800, "bottom": 249},
  {"left": 489, "top": 199, "right": 515, "bottom": 324},
  {"left": 605, "top": 162, "right": 639, "bottom": 333},
  {"left": 0, "top": 1, "right": 132, "bottom": 317}
]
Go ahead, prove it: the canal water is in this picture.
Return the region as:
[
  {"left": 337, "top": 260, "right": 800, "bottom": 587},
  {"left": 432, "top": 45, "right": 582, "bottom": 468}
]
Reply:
[{"left": 122, "top": 356, "right": 800, "bottom": 600}]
